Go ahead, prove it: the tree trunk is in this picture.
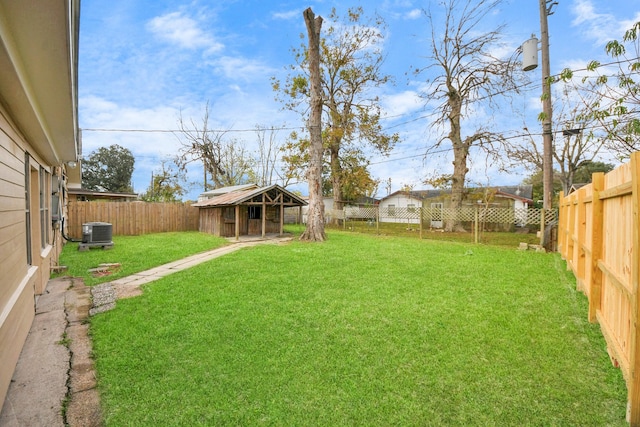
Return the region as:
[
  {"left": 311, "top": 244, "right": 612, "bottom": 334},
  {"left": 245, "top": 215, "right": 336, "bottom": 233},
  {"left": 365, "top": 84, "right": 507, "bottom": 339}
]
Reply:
[
  {"left": 300, "top": 7, "right": 326, "bottom": 242},
  {"left": 445, "top": 91, "right": 468, "bottom": 232},
  {"left": 447, "top": 144, "right": 469, "bottom": 232},
  {"left": 330, "top": 142, "right": 343, "bottom": 223}
]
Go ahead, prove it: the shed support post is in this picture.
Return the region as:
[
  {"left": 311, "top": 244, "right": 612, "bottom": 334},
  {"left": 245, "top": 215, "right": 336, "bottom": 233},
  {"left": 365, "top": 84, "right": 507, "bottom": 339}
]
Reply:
[
  {"left": 235, "top": 205, "right": 240, "bottom": 241},
  {"left": 279, "top": 199, "right": 284, "bottom": 235},
  {"left": 262, "top": 195, "right": 266, "bottom": 238}
]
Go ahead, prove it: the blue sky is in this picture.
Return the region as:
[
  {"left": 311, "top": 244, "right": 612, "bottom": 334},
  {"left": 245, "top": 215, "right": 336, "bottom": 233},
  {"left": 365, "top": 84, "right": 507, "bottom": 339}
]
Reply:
[{"left": 78, "top": 0, "right": 640, "bottom": 200}]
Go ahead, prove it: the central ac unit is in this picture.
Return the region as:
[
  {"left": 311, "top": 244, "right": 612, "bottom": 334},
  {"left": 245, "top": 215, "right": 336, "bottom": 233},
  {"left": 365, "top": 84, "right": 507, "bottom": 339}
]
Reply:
[{"left": 82, "top": 222, "right": 113, "bottom": 244}]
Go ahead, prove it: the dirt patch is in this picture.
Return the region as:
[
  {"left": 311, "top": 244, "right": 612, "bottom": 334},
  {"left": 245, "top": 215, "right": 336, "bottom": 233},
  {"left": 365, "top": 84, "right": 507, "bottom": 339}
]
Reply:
[{"left": 88, "top": 263, "right": 121, "bottom": 278}]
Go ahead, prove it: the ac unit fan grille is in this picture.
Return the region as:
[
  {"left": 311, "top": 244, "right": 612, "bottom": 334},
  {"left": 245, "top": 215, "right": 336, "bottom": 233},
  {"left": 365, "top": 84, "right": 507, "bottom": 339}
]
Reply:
[{"left": 92, "top": 225, "right": 112, "bottom": 242}]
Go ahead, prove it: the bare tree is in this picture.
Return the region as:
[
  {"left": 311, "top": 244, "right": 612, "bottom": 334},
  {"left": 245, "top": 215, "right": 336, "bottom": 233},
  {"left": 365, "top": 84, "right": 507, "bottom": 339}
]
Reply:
[
  {"left": 175, "top": 102, "right": 225, "bottom": 191},
  {"left": 416, "top": 0, "right": 522, "bottom": 231},
  {"left": 300, "top": 7, "right": 326, "bottom": 242},
  {"left": 175, "top": 102, "right": 253, "bottom": 190},
  {"left": 507, "top": 85, "right": 607, "bottom": 195},
  {"left": 252, "top": 125, "right": 284, "bottom": 187}
]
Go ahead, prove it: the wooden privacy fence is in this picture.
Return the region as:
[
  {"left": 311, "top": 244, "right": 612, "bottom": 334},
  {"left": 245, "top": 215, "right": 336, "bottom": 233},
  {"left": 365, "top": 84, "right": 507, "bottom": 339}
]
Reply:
[
  {"left": 558, "top": 151, "right": 640, "bottom": 424},
  {"left": 66, "top": 201, "right": 199, "bottom": 238}
]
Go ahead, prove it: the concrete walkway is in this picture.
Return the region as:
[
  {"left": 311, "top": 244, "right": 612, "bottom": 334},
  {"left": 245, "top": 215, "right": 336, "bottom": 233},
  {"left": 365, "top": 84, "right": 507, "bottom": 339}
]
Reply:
[{"left": 0, "top": 235, "right": 292, "bottom": 426}]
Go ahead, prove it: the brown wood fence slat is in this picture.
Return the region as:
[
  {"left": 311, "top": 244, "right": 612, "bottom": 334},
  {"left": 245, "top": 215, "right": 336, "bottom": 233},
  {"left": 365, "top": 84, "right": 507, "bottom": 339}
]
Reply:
[
  {"left": 558, "top": 151, "right": 640, "bottom": 425},
  {"left": 66, "top": 201, "right": 199, "bottom": 238}
]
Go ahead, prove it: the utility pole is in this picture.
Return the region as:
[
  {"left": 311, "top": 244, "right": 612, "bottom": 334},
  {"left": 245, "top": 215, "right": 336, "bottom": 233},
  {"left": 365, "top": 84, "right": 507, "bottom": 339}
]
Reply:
[{"left": 539, "top": 0, "right": 555, "bottom": 211}]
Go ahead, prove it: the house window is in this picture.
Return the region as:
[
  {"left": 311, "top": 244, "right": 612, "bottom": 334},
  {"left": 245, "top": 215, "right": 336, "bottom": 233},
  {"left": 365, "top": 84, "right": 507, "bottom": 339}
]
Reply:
[
  {"left": 40, "top": 167, "right": 50, "bottom": 248},
  {"left": 248, "top": 206, "right": 261, "bottom": 219},
  {"left": 25, "top": 153, "right": 31, "bottom": 265},
  {"left": 388, "top": 204, "right": 396, "bottom": 217},
  {"left": 407, "top": 203, "right": 416, "bottom": 213}
]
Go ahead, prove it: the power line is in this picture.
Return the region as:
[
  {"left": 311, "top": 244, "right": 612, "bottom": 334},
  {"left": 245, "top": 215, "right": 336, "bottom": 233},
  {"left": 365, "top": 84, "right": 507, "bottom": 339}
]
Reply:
[{"left": 81, "top": 125, "right": 303, "bottom": 134}]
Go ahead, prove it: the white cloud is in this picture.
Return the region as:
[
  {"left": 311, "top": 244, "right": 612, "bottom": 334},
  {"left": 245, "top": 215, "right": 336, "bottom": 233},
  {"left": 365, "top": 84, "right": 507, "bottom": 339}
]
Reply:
[
  {"left": 382, "top": 90, "right": 422, "bottom": 117},
  {"left": 146, "top": 11, "right": 223, "bottom": 52},
  {"left": 272, "top": 9, "right": 302, "bottom": 20},
  {"left": 406, "top": 9, "right": 422, "bottom": 20},
  {"left": 208, "top": 56, "right": 276, "bottom": 82},
  {"left": 570, "top": 0, "right": 632, "bottom": 46}
]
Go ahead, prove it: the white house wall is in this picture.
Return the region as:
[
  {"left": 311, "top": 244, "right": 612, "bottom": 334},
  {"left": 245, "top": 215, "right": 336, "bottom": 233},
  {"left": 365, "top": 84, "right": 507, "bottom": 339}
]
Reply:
[{"left": 378, "top": 194, "right": 422, "bottom": 224}]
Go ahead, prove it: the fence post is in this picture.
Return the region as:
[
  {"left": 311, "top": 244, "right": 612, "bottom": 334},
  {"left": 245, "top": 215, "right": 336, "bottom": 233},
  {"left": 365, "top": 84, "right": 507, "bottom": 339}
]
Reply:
[
  {"left": 558, "top": 191, "right": 565, "bottom": 255},
  {"left": 419, "top": 207, "right": 423, "bottom": 239},
  {"left": 588, "top": 173, "right": 604, "bottom": 323},
  {"left": 539, "top": 208, "right": 545, "bottom": 247},
  {"left": 376, "top": 206, "right": 380, "bottom": 235},
  {"left": 474, "top": 205, "right": 479, "bottom": 244},
  {"left": 627, "top": 152, "right": 640, "bottom": 426}
]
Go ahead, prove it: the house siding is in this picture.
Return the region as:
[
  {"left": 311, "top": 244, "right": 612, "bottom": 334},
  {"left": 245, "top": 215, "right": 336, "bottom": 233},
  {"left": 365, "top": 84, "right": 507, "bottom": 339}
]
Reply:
[
  {"left": 378, "top": 194, "right": 423, "bottom": 224},
  {"left": 0, "top": 105, "right": 65, "bottom": 405}
]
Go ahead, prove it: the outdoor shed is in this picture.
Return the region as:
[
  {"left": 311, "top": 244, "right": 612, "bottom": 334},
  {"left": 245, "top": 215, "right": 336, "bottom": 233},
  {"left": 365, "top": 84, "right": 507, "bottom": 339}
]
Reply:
[{"left": 193, "top": 184, "right": 307, "bottom": 239}]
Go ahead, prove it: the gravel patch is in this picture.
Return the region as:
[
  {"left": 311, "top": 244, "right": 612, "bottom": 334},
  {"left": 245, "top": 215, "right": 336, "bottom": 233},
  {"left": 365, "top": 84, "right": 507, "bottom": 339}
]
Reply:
[{"left": 90, "top": 283, "right": 116, "bottom": 316}]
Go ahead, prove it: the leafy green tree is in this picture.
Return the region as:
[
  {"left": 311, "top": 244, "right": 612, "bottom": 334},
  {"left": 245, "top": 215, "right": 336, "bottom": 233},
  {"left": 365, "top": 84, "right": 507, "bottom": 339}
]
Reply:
[
  {"left": 280, "top": 131, "right": 378, "bottom": 202},
  {"left": 273, "top": 7, "right": 398, "bottom": 212},
  {"left": 572, "top": 161, "right": 615, "bottom": 184},
  {"left": 522, "top": 170, "right": 562, "bottom": 208},
  {"left": 82, "top": 144, "right": 134, "bottom": 192},
  {"left": 140, "top": 161, "right": 186, "bottom": 202},
  {"left": 561, "top": 21, "right": 640, "bottom": 156}
]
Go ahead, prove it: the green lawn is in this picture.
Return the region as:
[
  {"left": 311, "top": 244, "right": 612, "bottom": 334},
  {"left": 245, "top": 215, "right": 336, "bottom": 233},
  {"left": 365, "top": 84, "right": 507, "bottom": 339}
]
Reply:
[
  {"left": 56, "top": 231, "right": 228, "bottom": 286},
  {"left": 331, "top": 221, "right": 541, "bottom": 246},
  {"left": 90, "top": 231, "right": 627, "bottom": 426}
]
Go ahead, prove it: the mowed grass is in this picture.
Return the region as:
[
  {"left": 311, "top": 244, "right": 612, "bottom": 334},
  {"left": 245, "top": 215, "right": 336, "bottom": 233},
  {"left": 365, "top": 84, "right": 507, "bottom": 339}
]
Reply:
[
  {"left": 332, "top": 221, "right": 541, "bottom": 246},
  {"left": 91, "top": 231, "right": 627, "bottom": 426},
  {"left": 56, "top": 231, "right": 227, "bottom": 286}
]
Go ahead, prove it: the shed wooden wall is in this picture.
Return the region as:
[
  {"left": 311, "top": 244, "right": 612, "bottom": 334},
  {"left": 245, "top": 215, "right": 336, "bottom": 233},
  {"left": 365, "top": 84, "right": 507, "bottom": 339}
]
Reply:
[{"left": 199, "top": 206, "right": 281, "bottom": 237}]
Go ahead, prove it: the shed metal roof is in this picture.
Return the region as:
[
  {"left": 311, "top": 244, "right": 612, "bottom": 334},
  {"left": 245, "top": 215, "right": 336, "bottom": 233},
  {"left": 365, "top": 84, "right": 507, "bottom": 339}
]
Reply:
[{"left": 193, "top": 184, "right": 307, "bottom": 208}]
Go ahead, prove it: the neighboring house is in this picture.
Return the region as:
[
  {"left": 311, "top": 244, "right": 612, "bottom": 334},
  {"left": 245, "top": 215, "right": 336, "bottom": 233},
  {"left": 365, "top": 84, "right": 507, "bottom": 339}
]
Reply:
[
  {"left": 346, "top": 196, "right": 379, "bottom": 207},
  {"left": 379, "top": 190, "right": 447, "bottom": 225},
  {"left": 344, "top": 196, "right": 380, "bottom": 220},
  {"left": 569, "top": 183, "right": 587, "bottom": 194},
  {"left": 197, "top": 183, "right": 259, "bottom": 202},
  {"left": 294, "top": 196, "right": 379, "bottom": 224},
  {"left": 193, "top": 184, "right": 306, "bottom": 238},
  {"left": 378, "top": 186, "right": 533, "bottom": 228},
  {"left": 0, "top": 0, "right": 80, "bottom": 405},
  {"left": 68, "top": 188, "right": 139, "bottom": 202},
  {"left": 291, "top": 196, "right": 333, "bottom": 224},
  {"left": 490, "top": 185, "right": 534, "bottom": 209}
]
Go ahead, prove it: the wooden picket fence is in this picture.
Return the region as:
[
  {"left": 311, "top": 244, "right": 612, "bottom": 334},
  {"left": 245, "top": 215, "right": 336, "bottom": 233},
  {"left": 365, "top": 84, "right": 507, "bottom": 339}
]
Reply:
[
  {"left": 558, "top": 151, "right": 640, "bottom": 425},
  {"left": 66, "top": 201, "right": 199, "bottom": 238}
]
